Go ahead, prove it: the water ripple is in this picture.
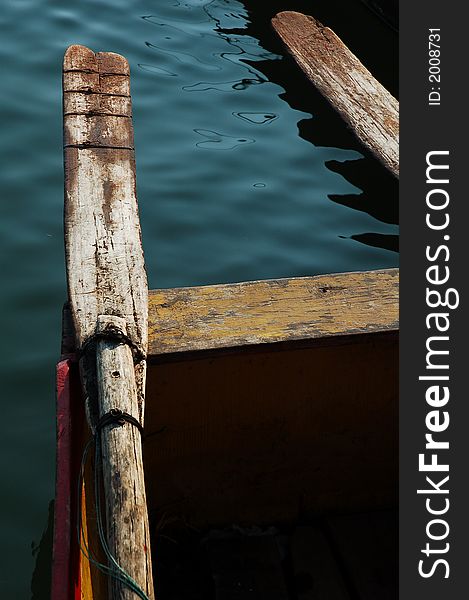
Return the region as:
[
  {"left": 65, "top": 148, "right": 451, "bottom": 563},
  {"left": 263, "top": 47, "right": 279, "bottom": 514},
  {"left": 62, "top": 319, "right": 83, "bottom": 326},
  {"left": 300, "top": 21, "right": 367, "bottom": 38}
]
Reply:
[
  {"left": 141, "top": 11, "right": 210, "bottom": 26},
  {"left": 0, "top": 0, "right": 397, "bottom": 593},
  {"left": 233, "top": 112, "right": 278, "bottom": 125},
  {"left": 138, "top": 63, "right": 178, "bottom": 76},
  {"left": 183, "top": 76, "right": 265, "bottom": 92},
  {"left": 141, "top": 16, "right": 207, "bottom": 38},
  {"left": 145, "top": 40, "right": 220, "bottom": 71},
  {"left": 194, "top": 128, "right": 255, "bottom": 149}
]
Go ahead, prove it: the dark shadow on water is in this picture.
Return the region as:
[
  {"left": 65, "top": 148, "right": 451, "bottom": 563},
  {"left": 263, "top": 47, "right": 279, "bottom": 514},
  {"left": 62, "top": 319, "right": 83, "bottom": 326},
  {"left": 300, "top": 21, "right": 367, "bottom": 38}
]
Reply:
[
  {"left": 31, "top": 500, "right": 53, "bottom": 600},
  {"left": 340, "top": 232, "right": 399, "bottom": 253},
  {"left": 241, "top": 0, "right": 398, "bottom": 97},
  {"left": 246, "top": 52, "right": 363, "bottom": 152},
  {"left": 235, "top": 0, "right": 399, "bottom": 256},
  {"left": 140, "top": 0, "right": 398, "bottom": 260},
  {"left": 361, "top": 0, "right": 399, "bottom": 32},
  {"left": 327, "top": 158, "right": 399, "bottom": 226}
]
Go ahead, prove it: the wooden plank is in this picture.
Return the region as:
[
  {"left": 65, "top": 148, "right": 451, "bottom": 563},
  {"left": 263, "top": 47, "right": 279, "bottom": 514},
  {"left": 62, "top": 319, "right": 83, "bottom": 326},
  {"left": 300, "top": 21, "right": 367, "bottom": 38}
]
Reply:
[
  {"left": 144, "top": 336, "right": 398, "bottom": 527},
  {"left": 326, "top": 511, "right": 398, "bottom": 600},
  {"left": 147, "top": 269, "right": 398, "bottom": 358},
  {"left": 63, "top": 45, "right": 153, "bottom": 599},
  {"left": 290, "top": 526, "right": 350, "bottom": 600},
  {"left": 205, "top": 535, "right": 289, "bottom": 600},
  {"left": 51, "top": 360, "right": 73, "bottom": 600},
  {"left": 271, "top": 11, "right": 399, "bottom": 177}
]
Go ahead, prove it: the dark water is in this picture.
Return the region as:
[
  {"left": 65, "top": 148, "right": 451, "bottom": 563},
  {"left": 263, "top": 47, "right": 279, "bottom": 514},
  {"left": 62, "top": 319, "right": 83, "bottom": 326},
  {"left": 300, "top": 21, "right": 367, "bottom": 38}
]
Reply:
[{"left": 0, "top": 0, "right": 397, "bottom": 596}]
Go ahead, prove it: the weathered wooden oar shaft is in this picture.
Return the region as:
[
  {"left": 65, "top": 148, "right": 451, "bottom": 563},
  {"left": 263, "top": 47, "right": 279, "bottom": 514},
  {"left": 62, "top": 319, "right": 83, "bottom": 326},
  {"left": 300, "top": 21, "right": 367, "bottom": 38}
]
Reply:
[
  {"left": 272, "top": 11, "right": 399, "bottom": 177},
  {"left": 63, "top": 45, "right": 154, "bottom": 599},
  {"left": 96, "top": 316, "right": 152, "bottom": 599}
]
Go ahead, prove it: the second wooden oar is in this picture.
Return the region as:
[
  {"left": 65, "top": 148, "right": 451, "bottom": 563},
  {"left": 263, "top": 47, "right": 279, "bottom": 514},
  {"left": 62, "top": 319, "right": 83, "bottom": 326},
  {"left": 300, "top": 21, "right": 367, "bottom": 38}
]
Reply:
[
  {"left": 272, "top": 11, "right": 399, "bottom": 177},
  {"left": 63, "top": 44, "right": 154, "bottom": 599}
]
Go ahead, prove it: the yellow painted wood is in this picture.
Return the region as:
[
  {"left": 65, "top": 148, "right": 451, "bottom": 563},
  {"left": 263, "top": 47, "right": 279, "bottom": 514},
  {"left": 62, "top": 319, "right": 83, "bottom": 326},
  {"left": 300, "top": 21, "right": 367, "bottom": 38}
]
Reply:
[
  {"left": 148, "top": 269, "right": 398, "bottom": 357},
  {"left": 79, "top": 433, "right": 108, "bottom": 600},
  {"left": 79, "top": 482, "right": 93, "bottom": 600}
]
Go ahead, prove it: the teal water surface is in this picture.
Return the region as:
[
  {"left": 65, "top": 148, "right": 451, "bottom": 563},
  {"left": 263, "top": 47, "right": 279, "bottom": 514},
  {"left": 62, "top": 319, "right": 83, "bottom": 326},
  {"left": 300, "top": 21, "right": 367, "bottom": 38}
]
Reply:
[{"left": 0, "top": 0, "right": 397, "bottom": 596}]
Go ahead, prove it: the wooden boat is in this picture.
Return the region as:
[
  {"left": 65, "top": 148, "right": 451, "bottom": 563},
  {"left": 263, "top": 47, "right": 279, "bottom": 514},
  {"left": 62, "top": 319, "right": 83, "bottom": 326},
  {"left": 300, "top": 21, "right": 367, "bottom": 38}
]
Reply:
[
  {"left": 53, "top": 269, "right": 398, "bottom": 599},
  {"left": 52, "top": 13, "right": 398, "bottom": 598}
]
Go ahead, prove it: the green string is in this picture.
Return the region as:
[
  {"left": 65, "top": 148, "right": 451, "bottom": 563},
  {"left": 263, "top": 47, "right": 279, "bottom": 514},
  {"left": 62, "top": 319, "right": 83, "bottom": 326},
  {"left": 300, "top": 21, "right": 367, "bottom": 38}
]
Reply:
[{"left": 77, "top": 434, "right": 151, "bottom": 599}]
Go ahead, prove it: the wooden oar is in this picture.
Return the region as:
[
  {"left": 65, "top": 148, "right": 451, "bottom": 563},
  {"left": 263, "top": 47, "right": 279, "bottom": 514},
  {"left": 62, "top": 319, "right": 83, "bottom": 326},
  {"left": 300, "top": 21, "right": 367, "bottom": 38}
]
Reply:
[
  {"left": 63, "top": 45, "right": 154, "bottom": 599},
  {"left": 272, "top": 11, "right": 399, "bottom": 177}
]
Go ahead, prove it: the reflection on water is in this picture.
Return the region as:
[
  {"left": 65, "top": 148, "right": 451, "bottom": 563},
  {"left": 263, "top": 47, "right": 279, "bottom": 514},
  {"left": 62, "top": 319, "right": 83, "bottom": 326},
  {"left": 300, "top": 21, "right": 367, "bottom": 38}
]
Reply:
[
  {"left": 145, "top": 41, "right": 220, "bottom": 71},
  {"left": 136, "top": 0, "right": 398, "bottom": 288},
  {"left": 233, "top": 112, "right": 278, "bottom": 125},
  {"left": 30, "top": 501, "right": 54, "bottom": 600},
  {"left": 194, "top": 128, "right": 254, "bottom": 150},
  {"left": 183, "top": 77, "right": 264, "bottom": 92},
  {"left": 138, "top": 63, "right": 178, "bottom": 77},
  {"left": 342, "top": 233, "right": 399, "bottom": 253},
  {"left": 0, "top": 0, "right": 397, "bottom": 596}
]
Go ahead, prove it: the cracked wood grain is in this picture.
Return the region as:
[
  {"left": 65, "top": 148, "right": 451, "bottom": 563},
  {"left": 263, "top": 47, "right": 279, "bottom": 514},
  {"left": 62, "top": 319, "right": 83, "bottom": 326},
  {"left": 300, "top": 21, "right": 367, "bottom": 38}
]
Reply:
[
  {"left": 272, "top": 11, "right": 399, "bottom": 177},
  {"left": 63, "top": 45, "right": 148, "bottom": 401},
  {"left": 63, "top": 45, "right": 153, "bottom": 599},
  {"left": 96, "top": 316, "right": 154, "bottom": 600}
]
